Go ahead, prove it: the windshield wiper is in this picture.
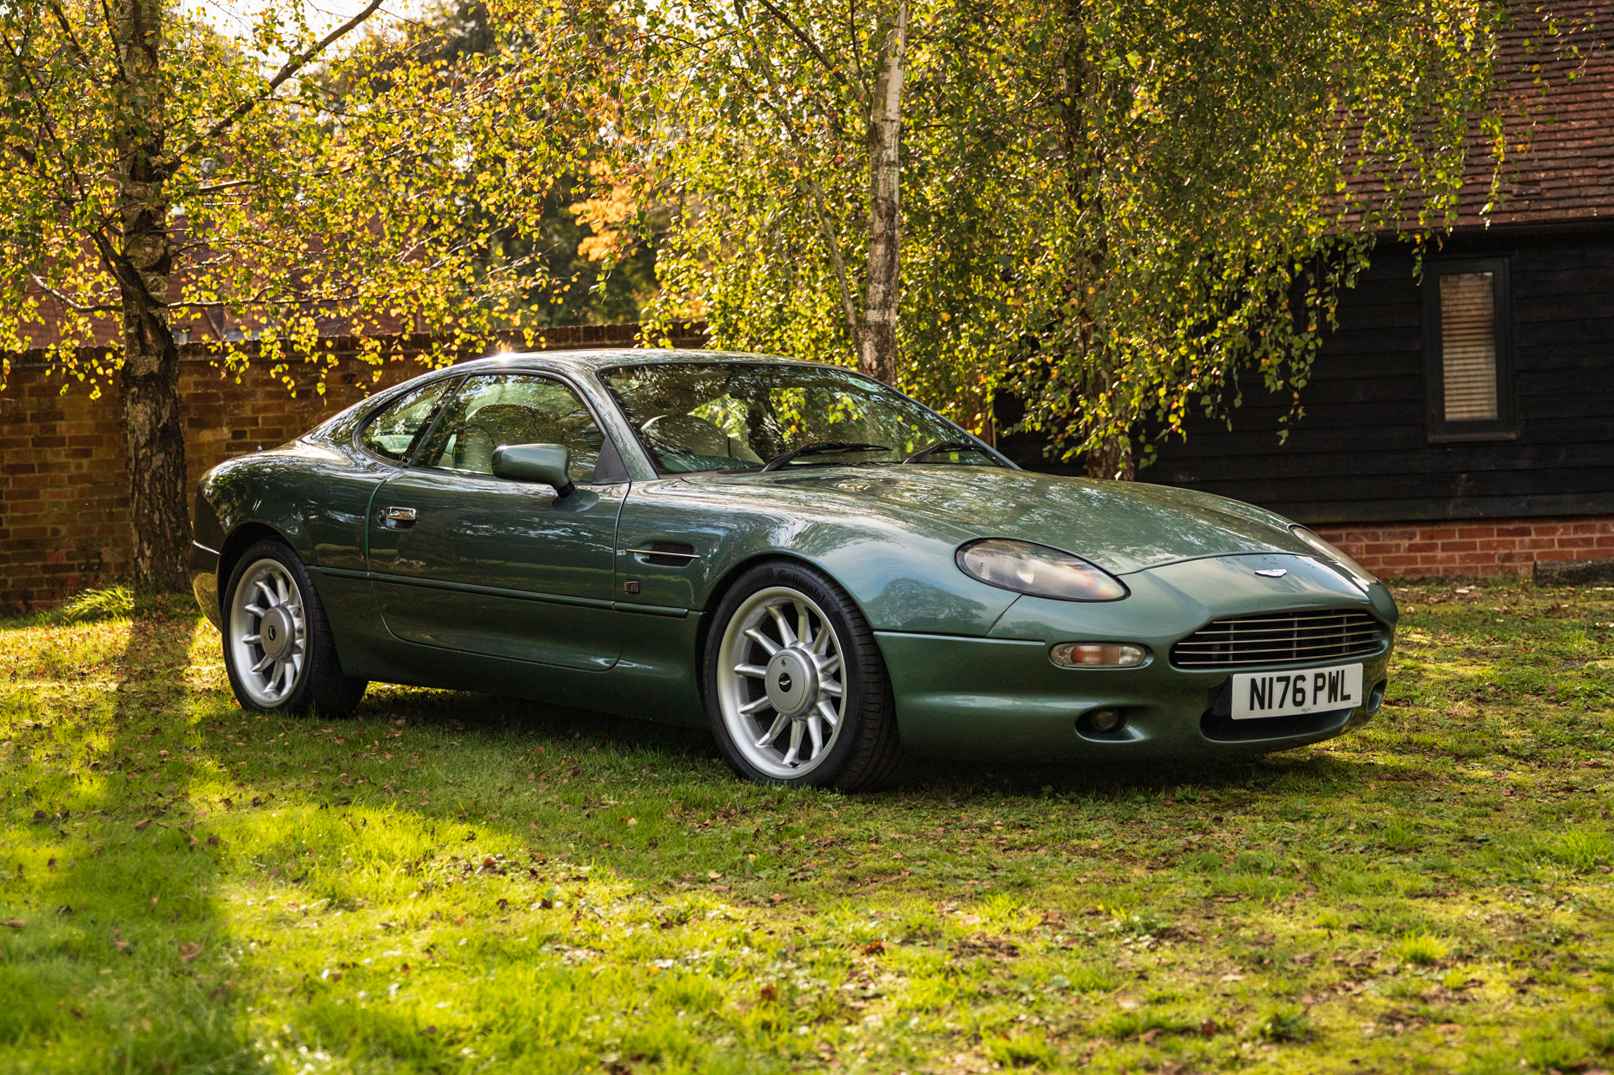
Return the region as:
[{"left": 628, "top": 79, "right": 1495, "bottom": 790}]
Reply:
[
  {"left": 760, "top": 441, "right": 892, "bottom": 473},
  {"left": 902, "top": 440, "right": 986, "bottom": 464}
]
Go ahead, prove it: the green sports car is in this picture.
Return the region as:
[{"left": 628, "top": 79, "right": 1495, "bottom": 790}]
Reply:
[{"left": 190, "top": 350, "right": 1396, "bottom": 789}]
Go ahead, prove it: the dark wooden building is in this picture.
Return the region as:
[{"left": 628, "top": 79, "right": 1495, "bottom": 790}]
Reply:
[{"left": 1006, "top": 4, "right": 1614, "bottom": 580}]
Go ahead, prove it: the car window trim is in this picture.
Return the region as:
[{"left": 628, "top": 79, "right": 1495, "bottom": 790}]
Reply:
[{"left": 353, "top": 373, "right": 466, "bottom": 467}]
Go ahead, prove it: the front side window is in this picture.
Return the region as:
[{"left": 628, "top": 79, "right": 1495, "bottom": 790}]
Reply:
[
  {"left": 1424, "top": 259, "right": 1513, "bottom": 441},
  {"left": 600, "top": 362, "right": 1001, "bottom": 474},
  {"left": 415, "top": 374, "right": 605, "bottom": 482},
  {"left": 359, "top": 378, "right": 457, "bottom": 462}
]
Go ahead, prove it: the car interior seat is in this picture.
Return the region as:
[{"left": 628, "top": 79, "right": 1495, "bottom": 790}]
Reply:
[
  {"left": 642, "top": 413, "right": 760, "bottom": 462},
  {"left": 455, "top": 404, "right": 561, "bottom": 473}
]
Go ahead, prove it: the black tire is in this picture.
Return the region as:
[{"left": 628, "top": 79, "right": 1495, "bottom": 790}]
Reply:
[
  {"left": 221, "top": 539, "right": 367, "bottom": 718},
  {"left": 704, "top": 560, "right": 901, "bottom": 790}
]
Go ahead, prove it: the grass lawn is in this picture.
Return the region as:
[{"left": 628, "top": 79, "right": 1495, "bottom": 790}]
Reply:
[{"left": 2, "top": 579, "right": 1613, "bottom": 1074}]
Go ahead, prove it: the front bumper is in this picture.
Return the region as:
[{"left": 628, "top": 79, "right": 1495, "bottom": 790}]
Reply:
[
  {"left": 876, "top": 552, "right": 1395, "bottom": 763},
  {"left": 190, "top": 541, "right": 223, "bottom": 630}
]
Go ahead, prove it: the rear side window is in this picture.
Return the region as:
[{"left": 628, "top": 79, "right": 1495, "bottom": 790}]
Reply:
[{"left": 360, "top": 379, "right": 456, "bottom": 462}]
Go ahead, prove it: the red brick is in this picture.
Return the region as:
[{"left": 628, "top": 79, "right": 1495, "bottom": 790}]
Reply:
[{"left": 1439, "top": 540, "right": 1479, "bottom": 553}]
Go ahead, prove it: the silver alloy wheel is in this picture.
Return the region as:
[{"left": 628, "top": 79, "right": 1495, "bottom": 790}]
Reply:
[
  {"left": 716, "top": 585, "right": 847, "bottom": 779},
  {"left": 228, "top": 557, "right": 309, "bottom": 708}
]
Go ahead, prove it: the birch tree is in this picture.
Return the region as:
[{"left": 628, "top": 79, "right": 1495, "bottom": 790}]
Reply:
[
  {"left": 0, "top": 0, "right": 604, "bottom": 587},
  {"left": 629, "top": 0, "right": 1509, "bottom": 475},
  {"left": 628, "top": 0, "right": 916, "bottom": 383}
]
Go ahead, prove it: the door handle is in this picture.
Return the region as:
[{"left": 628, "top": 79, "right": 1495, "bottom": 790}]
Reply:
[{"left": 383, "top": 506, "right": 418, "bottom": 528}]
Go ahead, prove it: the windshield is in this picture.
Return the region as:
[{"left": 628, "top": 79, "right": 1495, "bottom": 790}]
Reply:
[{"left": 599, "top": 362, "right": 1002, "bottom": 475}]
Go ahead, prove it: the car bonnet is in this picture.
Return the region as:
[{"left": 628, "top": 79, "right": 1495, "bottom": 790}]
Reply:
[{"left": 723, "top": 466, "right": 1310, "bottom": 575}]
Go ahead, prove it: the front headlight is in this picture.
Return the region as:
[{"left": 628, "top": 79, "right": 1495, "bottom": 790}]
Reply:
[
  {"left": 1290, "top": 525, "right": 1378, "bottom": 588},
  {"left": 956, "top": 539, "right": 1128, "bottom": 601}
]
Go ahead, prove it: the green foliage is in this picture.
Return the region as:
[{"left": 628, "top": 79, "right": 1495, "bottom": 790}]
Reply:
[
  {"left": 985, "top": 1027, "right": 1055, "bottom": 1067},
  {"left": 1390, "top": 931, "right": 1451, "bottom": 966},
  {"left": 50, "top": 585, "right": 136, "bottom": 625},
  {"left": 0, "top": 0, "right": 613, "bottom": 390},
  {"left": 623, "top": 0, "right": 1517, "bottom": 469},
  {"left": 1255, "top": 1006, "right": 1311, "bottom": 1043}
]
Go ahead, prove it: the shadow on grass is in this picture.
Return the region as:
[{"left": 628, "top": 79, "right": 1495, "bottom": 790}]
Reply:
[
  {"left": 347, "top": 681, "right": 1380, "bottom": 803},
  {"left": 0, "top": 607, "right": 261, "bottom": 1073}
]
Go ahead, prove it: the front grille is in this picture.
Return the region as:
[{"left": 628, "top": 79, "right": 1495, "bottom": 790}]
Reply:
[{"left": 1170, "top": 609, "right": 1386, "bottom": 669}]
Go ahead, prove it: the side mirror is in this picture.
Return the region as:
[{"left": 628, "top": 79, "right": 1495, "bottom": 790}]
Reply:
[{"left": 491, "top": 443, "right": 575, "bottom": 497}]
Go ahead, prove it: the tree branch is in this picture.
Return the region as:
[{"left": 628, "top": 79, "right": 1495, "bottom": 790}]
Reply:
[
  {"left": 751, "top": 0, "right": 864, "bottom": 104},
  {"left": 177, "top": 0, "right": 386, "bottom": 161},
  {"left": 44, "top": 1, "right": 108, "bottom": 84},
  {"left": 805, "top": 179, "right": 861, "bottom": 343},
  {"left": 31, "top": 274, "right": 121, "bottom": 313}
]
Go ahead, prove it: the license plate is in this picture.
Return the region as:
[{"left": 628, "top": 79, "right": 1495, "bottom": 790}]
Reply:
[{"left": 1231, "top": 663, "right": 1363, "bottom": 720}]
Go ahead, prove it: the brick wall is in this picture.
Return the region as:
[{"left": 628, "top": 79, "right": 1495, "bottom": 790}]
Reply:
[
  {"left": 0, "top": 325, "right": 704, "bottom": 612},
  {"left": 1313, "top": 517, "right": 1614, "bottom": 580}
]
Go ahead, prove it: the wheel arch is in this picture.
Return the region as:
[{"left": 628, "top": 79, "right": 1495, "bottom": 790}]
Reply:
[
  {"left": 217, "top": 522, "right": 295, "bottom": 611},
  {"left": 693, "top": 550, "right": 870, "bottom": 704}
]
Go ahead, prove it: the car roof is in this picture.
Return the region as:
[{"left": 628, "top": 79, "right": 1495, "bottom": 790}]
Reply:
[{"left": 449, "top": 349, "right": 827, "bottom": 375}]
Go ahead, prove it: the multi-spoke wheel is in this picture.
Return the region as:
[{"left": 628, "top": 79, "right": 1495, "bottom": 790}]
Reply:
[
  {"left": 706, "top": 561, "right": 901, "bottom": 789},
  {"left": 221, "top": 540, "right": 367, "bottom": 718},
  {"left": 229, "top": 558, "right": 307, "bottom": 706}
]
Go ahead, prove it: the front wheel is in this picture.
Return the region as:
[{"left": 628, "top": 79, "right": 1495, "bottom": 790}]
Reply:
[
  {"left": 705, "top": 561, "right": 901, "bottom": 789},
  {"left": 222, "top": 539, "right": 367, "bottom": 718}
]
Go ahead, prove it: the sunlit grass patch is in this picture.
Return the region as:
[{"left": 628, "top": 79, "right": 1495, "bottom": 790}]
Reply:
[
  {"left": 1, "top": 576, "right": 1612, "bottom": 1071},
  {"left": 1391, "top": 931, "right": 1451, "bottom": 965}
]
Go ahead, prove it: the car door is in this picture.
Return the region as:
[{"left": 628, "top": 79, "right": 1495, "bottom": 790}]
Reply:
[{"left": 367, "top": 372, "right": 628, "bottom": 671}]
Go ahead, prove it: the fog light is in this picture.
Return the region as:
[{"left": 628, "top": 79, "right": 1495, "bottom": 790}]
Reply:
[
  {"left": 1051, "top": 642, "right": 1147, "bottom": 668},
  {"left": 1085, "top": 708, "right": 1124, "bottom": 733}
]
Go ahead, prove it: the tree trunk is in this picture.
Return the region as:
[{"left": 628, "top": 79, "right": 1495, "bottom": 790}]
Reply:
[
  {"left": 858, "top": 1, "right": 906, "bottom": 384},
  {"left": 113, "top": 0, "right": 189, "bottom": 589}
]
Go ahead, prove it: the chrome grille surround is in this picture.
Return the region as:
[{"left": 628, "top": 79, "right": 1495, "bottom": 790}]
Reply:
[{"left": 1170, "top": 608, "right": 1387, "bottom": 670}]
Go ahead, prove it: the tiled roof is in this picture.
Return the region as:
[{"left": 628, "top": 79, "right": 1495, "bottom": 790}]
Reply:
[{"left": 1458, "top": 1, "right": 1614, "bottom": 225}]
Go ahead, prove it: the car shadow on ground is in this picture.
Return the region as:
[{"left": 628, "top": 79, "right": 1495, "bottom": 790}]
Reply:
[{"left": 351, "top": 685, "right": 1375, "bottom": 800}]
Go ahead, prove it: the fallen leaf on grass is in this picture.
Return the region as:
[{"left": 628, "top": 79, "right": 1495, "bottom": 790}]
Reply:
[
  {"left": 134, "top": 819, "right": 151, "bottom": 831},
  {"left": 950, "top": 932, "right": 1019, "bottom": 961},
  {"left": 3, "top": 920, "right": 25, "bottom": 929},
  {"left": 179, "top": 943, "right": 202, "bottom": 962}
]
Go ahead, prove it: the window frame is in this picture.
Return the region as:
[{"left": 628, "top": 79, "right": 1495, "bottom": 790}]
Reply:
[
  {"left": 405, "top": 368, "right": 630, "bottom": 485},
  {"left": 1422, "top": 256, "right": 1516, "bottom": 443},
  {"left": 353, "top": 374, "right": 464, "bottom": 466}
]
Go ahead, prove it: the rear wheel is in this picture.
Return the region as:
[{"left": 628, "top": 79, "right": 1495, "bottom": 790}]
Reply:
[
  {"left": 706, "top": 561, "right": 900, "bottom": 789},
  {"left": 222, "top": 540, "right": 367, "bottom": 718}
]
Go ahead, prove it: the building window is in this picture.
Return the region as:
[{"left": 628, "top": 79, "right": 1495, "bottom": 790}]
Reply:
[{"left": 1423, "top": 258, "right": 1514, "bottom": 441}]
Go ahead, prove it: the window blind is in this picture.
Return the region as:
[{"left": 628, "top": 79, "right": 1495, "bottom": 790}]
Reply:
[{"left": 1439, "top": 272, "right": 1498, "bottom": 422}]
